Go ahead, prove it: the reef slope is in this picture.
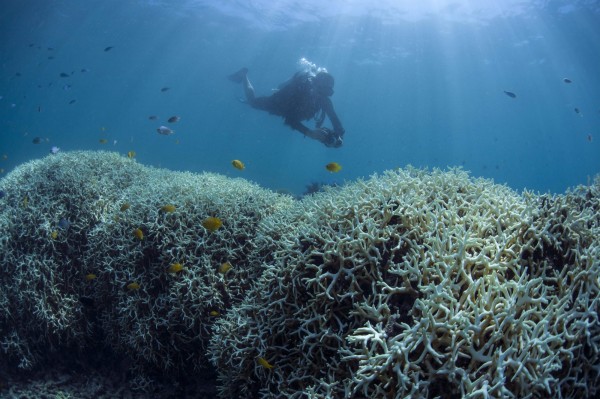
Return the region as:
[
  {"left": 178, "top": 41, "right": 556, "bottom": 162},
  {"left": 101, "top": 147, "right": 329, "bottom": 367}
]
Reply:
[{"left": 1, "top": 151, "right": 598, "bottom": 398}]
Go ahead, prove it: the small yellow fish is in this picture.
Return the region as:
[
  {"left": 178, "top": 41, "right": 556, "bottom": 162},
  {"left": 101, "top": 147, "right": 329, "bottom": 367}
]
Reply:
[
  {"left": 209, "top": 310, "right": 220, "bottom": 317},
  {"left": 325, "top": 162, "right": 342, "bottom": 173},
  {"left": 218, "top": 262, "right": 232, "bottom": 274},
  {"left": 0, "top": 168, "right": 4, "bottom": 174},
  {"left": 126, "top": 282, "right": 140, "bottom": 291},
  {"left": 257, "top": 357, "right": 274, "bottom": 369},
  {"left": 133, "top": 228, "right": 144, "bottom": 240},
  {"left": 167, "top": 263, "right": 183, "bottom": 273},
  {"left": 202, "top": 217, "right": 222, "bottom": 232},
  {"left": 99, "top": 138, "right": 108, "bottom": 144},
  {"left": 120, "top": 203, "right": 130, "bottom": 212},
  {"left": 160, "top": 204, "right": 176, "bottom": 213},
  {"left": 85, "top": 273, "right": 97, "bottom": 281},
  {"left": 231, "top": 159, "right": 245, "bottom": 170},
  {"left": 22, "top": 196, "right": 29, "bottom": 208},
  {"left": 127, "top": 151, "right": 136, "bottom": 159},
  {"left": 50, "top": 230, "right": 58, "bottom": 239}
]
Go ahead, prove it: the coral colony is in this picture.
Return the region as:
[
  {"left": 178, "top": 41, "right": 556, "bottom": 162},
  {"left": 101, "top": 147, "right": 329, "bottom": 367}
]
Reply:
[{"left": 0, "top": 151, "right": 598, "bottom": 398}]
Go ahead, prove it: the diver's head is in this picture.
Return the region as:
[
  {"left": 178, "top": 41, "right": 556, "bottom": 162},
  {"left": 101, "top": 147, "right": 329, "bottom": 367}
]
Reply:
[{"left": 314, "top": 71, "right": 334, "bottom": 96}]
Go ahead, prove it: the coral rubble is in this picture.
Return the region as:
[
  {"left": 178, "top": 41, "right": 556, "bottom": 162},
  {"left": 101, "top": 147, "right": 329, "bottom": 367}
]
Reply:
[{"left": 1, "top": 152, "right": 598, "bottom": 398}]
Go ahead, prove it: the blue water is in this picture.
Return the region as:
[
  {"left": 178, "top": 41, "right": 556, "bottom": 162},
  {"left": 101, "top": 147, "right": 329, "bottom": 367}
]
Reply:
[{"left": 1, "top": 0, "right": 599, "bottom": 196}]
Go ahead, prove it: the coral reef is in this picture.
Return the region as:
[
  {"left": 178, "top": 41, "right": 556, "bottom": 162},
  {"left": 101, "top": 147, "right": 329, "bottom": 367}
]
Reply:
[
  {"left": 209, "top": 168, "right": 600, "bottom": 399},
  {"left": 302, "top": 181, "right": 337, "bottom": 197},
  {"left": 0, "top": 151, "right": 293, "bottom": 382},
  {"left": 1, "top": 152, "right": 598, "bottom": 398}
]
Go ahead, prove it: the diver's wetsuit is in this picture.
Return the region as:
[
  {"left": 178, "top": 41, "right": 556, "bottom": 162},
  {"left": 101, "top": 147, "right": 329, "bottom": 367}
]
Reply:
[{"left": 229, "top": 69, "right": 345, "bottom": 147}]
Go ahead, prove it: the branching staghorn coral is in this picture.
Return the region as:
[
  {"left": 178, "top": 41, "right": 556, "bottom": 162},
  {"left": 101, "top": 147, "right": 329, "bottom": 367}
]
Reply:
[
  {"left": 0, "top": 152, "right": 143, "bottom": 370},
  {"left": 209, "top": 167, "right": 600, "bottom": 399},
  {"left": 0, "top": 151, "right": 294, "bottom": 381},
  {"left": 1, "top": 153, "right": 598, "bottom": 397}
]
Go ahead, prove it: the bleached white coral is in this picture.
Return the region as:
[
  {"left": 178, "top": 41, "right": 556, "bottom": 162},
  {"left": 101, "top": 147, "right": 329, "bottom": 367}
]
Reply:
[
  {"left": 1, "top": 153, "right": 598, "bottom": 397},
  {"left": 0, "top": 151, "right": 294, "bottom": 377},
  {"left": 209, "top": 167, "right": 600, "bottom": 398}
]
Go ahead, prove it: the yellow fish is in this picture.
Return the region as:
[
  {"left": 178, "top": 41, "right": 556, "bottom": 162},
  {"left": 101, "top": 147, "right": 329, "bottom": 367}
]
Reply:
[
  {"left": 50, "top": 230, "right": 58, "bottom": 240},
  {"left": 22, "top": 196, "right": 29, "bottom": 208},
  {"left": 133, "top": 228, "right": 144, "bottom": 240},
  {"left": 126, "top": 282, "right": 140, "bottom": 291},
  {"left": 202, "top": 217, "right": 222, "bottom": 232},
  {"left": 231, "top": 159, "right": 245, "bottom": 170},
  {"left": 257, "top": 357, "right": 274, "bottom": 369},
  {"left": 99, "top": 138, "right": 108, "bottom": 144},
  {"left": 160, "top": 204, "right": 176, "bottom": 213},
  {"left": 325, "top": 162, "right": 342, "bottom": 173},
  {"left": 218, "top": 262, "right": 232, "bottom": 274},
  {"left": 209, "top": 310, "right": 220, "bottom": 317},
  {"left": 127, "top": 151, "right": 136, "bottom": 159},
  {"left": 85, "top": 273, "right": 97, "bottom": 281},
  {"left": 120, "top": 203, "right": 130, "bottom": 212},
  {"left": 167, "top": 263, "right": 183, "bottom": 273}
]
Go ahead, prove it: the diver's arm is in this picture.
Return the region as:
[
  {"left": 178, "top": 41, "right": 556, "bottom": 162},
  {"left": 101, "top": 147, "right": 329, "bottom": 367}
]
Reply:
[
  {"left": 287, "top": 119, "right": 311, "bottom": 135},
  {"left": 322, "top": 97, "right": 345, "bottom": 137},
  {"left": 287, "top": 118, "right": 331, "bottom": 143}
]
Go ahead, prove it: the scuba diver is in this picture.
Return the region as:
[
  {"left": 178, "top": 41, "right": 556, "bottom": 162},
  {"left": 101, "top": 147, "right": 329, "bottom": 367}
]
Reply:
[{"left": 228, "top": 66, "right": 345, "bottom": 148}]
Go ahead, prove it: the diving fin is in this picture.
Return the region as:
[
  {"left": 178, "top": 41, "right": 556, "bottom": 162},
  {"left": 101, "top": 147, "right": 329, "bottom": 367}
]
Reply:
[{"left": 227, "top": 67, "right": 248, "bottom": 83}]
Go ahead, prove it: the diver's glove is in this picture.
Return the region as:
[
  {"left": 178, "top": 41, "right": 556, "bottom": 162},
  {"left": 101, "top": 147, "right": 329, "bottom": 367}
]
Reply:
[{"left": 319, "top": 128, "right": 343, "bottom": 148}]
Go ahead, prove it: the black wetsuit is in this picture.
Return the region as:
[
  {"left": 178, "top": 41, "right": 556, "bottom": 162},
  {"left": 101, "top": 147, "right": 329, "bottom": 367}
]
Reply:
[{"left": 249, "top": 72, "right": 345, "bottom": 138}]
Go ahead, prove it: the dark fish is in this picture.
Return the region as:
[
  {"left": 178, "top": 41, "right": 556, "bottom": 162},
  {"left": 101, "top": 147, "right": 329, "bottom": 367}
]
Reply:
[
  {"left": 81, "top": 68, "right": 89, "bottom": 73},
  {"left": 161, "top": 87, "right": 170, "bottom": 92},
  {"left": 59, "top": 72, "right": 70, "bottom": 78},
  {"left": 38, "top": 106, "right": 41, "bottom": 112},
  {"left": 63, "top": 84, "right": 72, "bottom": 90},
  {"left": 47, "top": 47, "right": 55, "bottom": 51},
  {"left": 587, "top": 134, "right": 593, "bottom": 142},
  {"left": 68, "top": 99, "right": 76, "bottom": 105},
  {"left": 14, "top": 72, "right": 21, "bottom": 77},
  {"left": 148, "top": 115, "right": 158, "bottom": 120},
  {"left": 563, "top": 78, "right": 572, "bottom": 83},
  {"left": 503, "top": 91, "right": 517, "bottom": 98},
  {"left": 104, "top": 46, "right": 113, "bottom": 52},
  {"left": 574, "top": 108, "right": 580, "bottom": 114},
  {"left": 0, "top": 190, "right": 5, "bottom": 199},
  {"left": 48, "top": 56, "right": 54, "bottom": 60},
  {"left": 32, "top": 137, "right": 43, "bottom": 144},
  {"left": 167, "top": 116, "right": 180, "bottom": 123}
]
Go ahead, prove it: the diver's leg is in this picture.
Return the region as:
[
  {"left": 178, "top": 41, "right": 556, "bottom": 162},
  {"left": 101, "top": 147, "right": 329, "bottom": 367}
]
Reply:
[{"left": 228, "top": 68, "right": 256, "bottom": 103}]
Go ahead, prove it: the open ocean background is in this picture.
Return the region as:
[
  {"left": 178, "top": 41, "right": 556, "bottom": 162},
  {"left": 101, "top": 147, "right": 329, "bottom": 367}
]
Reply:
[{"left": 1, "top": 0, "right": 599, "bottom": 197}]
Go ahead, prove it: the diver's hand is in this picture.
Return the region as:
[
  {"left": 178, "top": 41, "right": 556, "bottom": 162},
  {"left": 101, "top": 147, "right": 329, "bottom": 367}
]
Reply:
[
  {"left": 305, "top": 128, "right": 343, "bottom": 148},
  {"left": 319, "top": 128, "right": 343, "bottom": 148}
]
